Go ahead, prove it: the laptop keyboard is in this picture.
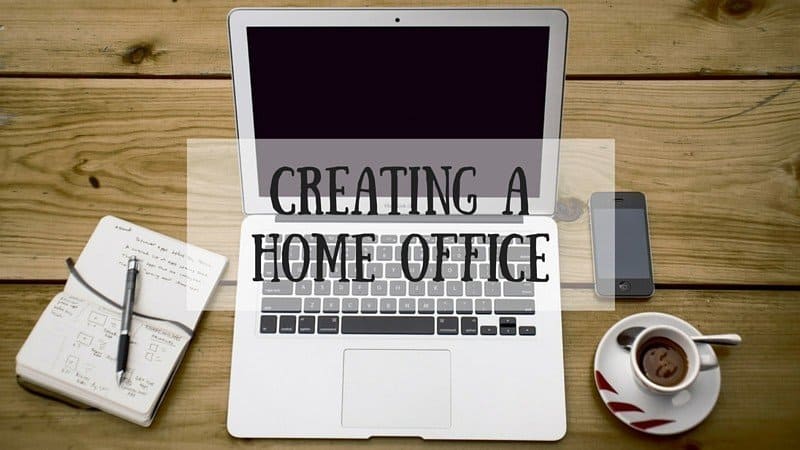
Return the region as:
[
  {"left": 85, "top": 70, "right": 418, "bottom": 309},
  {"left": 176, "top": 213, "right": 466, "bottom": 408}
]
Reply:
[{"left": 258, "top": 234, "right": 537, "bottom": 336}]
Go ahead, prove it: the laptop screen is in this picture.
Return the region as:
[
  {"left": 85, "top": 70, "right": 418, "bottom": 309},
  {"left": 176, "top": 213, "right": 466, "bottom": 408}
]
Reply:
[{"left": 246, "top": 26, "right": 551, "bottom": 205}]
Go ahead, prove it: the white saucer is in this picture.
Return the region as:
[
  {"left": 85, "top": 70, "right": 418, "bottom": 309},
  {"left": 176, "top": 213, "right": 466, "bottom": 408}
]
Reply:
[{"left": 593, "top": 312, "right": 721, "bottom": 435}]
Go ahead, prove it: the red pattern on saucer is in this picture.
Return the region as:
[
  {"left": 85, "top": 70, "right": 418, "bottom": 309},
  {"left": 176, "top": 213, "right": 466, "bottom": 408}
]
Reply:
[{"left": 596, "top": 370, "right": 675, "bottom": 430}]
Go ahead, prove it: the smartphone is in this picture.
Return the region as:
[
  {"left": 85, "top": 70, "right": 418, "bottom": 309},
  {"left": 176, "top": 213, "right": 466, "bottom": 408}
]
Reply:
[{"left": 589, "top": 192, "right": 654, "bottom": 298}]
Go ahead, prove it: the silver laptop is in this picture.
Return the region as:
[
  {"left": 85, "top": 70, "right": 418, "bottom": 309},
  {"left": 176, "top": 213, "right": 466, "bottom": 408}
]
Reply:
[{"left": 227, "top": 8, "right": 568, "bottom": 440}]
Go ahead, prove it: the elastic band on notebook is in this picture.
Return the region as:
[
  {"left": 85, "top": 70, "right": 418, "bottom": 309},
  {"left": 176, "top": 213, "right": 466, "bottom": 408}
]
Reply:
[{"left": 66, "top": 258, "right": 194, "bottom": 337}]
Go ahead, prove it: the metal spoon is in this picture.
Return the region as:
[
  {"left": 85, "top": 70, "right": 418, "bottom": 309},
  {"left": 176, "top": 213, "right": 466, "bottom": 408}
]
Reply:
[{"left": 616, "top": 326, "right": 742, "bottom": 351}]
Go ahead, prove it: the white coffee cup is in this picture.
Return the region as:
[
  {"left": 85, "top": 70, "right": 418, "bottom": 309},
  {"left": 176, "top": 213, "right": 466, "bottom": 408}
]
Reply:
[{"left": 630, "top": 325, "right": 718, "bottom": 395}]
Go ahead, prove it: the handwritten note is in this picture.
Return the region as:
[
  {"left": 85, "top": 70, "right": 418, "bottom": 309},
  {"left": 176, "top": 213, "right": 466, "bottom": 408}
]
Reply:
[
  {"left": 65, "top": 216, "right": 227, "bottom": 329},
  {"left": 18, "top": 293, "right": 188, "bottom": 415},
  {"left": 16, "top": 216, "right": 226, "bottom": 426}
]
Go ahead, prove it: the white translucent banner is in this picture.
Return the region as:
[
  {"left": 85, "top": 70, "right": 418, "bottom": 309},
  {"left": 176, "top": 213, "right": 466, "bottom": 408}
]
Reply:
[{"left": 187, "top": 139, "right": 616, "bottom": 311}]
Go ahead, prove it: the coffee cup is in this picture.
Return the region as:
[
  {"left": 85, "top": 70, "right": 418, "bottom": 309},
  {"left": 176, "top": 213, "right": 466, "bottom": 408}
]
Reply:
[{"left": 630, "top": 325, "right": 718, "bottom": 395}]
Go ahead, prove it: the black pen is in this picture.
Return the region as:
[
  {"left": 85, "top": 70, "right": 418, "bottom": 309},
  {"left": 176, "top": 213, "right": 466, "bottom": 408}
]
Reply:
[{"left": 117, "top": 256, "right": 139, "bottom": 386}]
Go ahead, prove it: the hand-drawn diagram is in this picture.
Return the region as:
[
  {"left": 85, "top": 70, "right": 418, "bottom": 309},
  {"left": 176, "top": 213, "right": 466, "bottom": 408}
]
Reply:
[{"left": 88, "top": 310, "right": 108, "bottom": 326}]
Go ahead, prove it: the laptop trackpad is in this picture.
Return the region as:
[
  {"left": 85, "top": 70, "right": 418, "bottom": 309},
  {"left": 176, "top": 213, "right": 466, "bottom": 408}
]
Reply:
[{"left": 341, "top": 349, "right": 451, "bottom": 429}]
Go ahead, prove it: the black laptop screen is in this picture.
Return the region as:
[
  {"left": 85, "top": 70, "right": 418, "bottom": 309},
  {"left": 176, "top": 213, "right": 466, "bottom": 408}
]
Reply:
[
  {"left": 245, "top": 26, "right": 550, "bottom": 199},
  {"left": 246, "top": 27, "right": 549, "bottom": 139}
]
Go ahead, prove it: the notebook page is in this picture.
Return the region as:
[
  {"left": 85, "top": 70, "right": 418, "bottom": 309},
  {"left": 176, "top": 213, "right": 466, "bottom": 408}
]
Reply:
[
  {"left": 65, "top": 216, "right": 227, "bottom": 330},
  {"left": 16, "top": 292, "right": 189, "bottom": 416}
]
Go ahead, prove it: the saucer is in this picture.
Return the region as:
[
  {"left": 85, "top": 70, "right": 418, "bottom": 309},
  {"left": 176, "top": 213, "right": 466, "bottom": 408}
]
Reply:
[{"left": 593, "top": 312, "right": 721, "bottom": 435}]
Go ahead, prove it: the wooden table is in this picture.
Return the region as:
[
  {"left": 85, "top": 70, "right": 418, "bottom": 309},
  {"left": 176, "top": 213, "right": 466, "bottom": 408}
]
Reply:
[{"left": 1, "top": 1, "right": 799, "bottom": 448}]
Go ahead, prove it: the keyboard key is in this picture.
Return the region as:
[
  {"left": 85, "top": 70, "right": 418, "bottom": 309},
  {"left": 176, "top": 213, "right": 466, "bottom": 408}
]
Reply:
[
  {"left": 303, "top": 297, "right": 321, "bottom": 313},
  {"left": 465, "top": 281, "right": 482, "bottom": 296},
  {"left": 362, "top": 246, "right": 375, "bottom": 259},
  {"left": 314, "top": 280, "right": 331, "bottom": 295},
  {"left": 279, "top": 315, "right": 296, "bottom": 334},
  {"left": 463, "top": 263, "right": 478, "bottom": 279},
  {"left": 371, "top": 280, "right": 388, "bottom": 296},
  {"left": 385, "top": 263, "right": 403, "bottom": 278},
  {"left": 427, "top": 281, "right": 445, "bottom": 296},
  {"left": 456, "top": 298, "right": 473, "bottom": 314},
  {"left": 262, "top": 262, "right": 279, "bottom": 279},
  {"left": 418, "top": 298, "right": 435, "bottom": 314},
  {"left": 479, "top": 264, "right": 490, "bottom": 279},
  {"left": 352, "top": 282, "right": 370, "bottom": 296},
  {"left": 441, "top": 264, "right": 459, "bottom": 279},
  {"left": 376, "top": 246, "right": 393, "bottom": 261},
  {"left": 485, "top": 282, "right": 501, "bottom": 296},
  {"left": 514, "top": 264, "right": 531, "bottom": 279},
  {"left": 437, "top": 317, "right": 459, "bottom": 335},
  {"left": 342, "top": 298, "right": 359, "bottom": 313},
  {"left": 437, "top": 298, "right": 454, "bottom": 314},
  {"left": 446, "top": 281, "right": 463, "bottom": 296},
  {"left": 405, "top": 263, "right": 423, "bottom": 279},
  {"left": 500, "top": 316, "right": 517, "bottom": 336},
  {"left": 262, "top": 281, "right": 293, "bottom": 295},
  {"left": 475, "top": 298, "right": 492, "bottom": 314},
  {"left": 380, "top": 235, "right": 398, "bottom": 244},
  {"left": 503, "top": 281, "right": 535, "bottom": 297},
  {"left": 499, "top": 317, "right": 517, "bottom": 327},
  {"left": 261, "top": 297, "right": 301, "bottom": 313},
  {"left": 295, "top": 280, "right": 312, "bottom": 295},
  {"left": 495, "top": 299, "right": 535, "bottom": 315},
  {"left": 399, "top": 298, "right": 416, "bottom": 314},
  {"left": 461, "top": 317, "right": 478, "bottom": 335},
  {"left": 506, "top": 247, "right": 530, "bottom": 261},
  {"left": 341, "top": 316, "right": 434, "bottom": 335},
  {"left": 317, "top": 316, "right": 339, "bottom": 334},
  {"left": 500, "top": 326, "right": 517, "bottom": 336},
  {"left": 298, "top": 316, "right": 315, "bottom": 333},
  {"left": 480, "top": 325, "right": 497, "bottom": 335},
  {"left": 409, "top": 282, "right": 425, "bottom": 296},
  {"left": 260, "top": 315, "right": 277, "bottom": 333},
  {"left": 323, "top": 298, "right": 340, "bottom": 313},
  {"left": 519, "top": 326, "right": 537, "bottom": 336},
  {"left": 333, "top": 281, "right": 350, "bottom": 295},
  {"left": 380, "top": 298, "right": 397, "bottom": 314},
  {"left": 290, "top": 262, "right": 308, "bottom": 278},
  {"left": 366, "top": 263, "right": 383, "bottom": 278},
  {"left": 361, "top": 298, "right": 378, "bottom": 313},
  {"left": 390, "top": 280, "right": 406, "bottom": 296}
]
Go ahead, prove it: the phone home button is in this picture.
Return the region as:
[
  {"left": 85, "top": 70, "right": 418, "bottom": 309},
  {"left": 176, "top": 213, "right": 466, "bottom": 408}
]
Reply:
[{"left": 618, "top": 280, "right": 631, "bottom": 292}]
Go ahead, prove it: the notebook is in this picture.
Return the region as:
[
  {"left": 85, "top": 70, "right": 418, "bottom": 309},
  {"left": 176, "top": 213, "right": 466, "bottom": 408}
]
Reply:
[{"left": 15, "top": 216, "right": 227, "bottom": 426}]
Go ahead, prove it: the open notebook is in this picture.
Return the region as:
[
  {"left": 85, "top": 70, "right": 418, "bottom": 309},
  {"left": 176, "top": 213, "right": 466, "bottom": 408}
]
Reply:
[{"left": 16, "top": 216, "right": 227, "bottom": 426}]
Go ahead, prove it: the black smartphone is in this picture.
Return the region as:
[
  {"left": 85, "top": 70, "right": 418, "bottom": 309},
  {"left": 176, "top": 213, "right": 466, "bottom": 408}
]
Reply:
[{"left": 589, "top": 192, "right": 654, "bottom": 298}]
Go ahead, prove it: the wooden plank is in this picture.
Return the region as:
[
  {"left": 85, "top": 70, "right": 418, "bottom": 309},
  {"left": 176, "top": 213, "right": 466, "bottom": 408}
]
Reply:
[
  {"left": 1, "top": 285, "right": 798, "bottom": 448},
  {"left": 1, "top": 1, "right": 798, "bottom": 77},
  {"left": 1, "top": 78, "right": 799, "bottom": 284}
]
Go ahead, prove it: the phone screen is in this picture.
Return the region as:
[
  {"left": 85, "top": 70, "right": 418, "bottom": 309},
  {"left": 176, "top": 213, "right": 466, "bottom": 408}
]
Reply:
[
  {"left": 590, "top": 192, "right": 654, "bottom": 297},
  {"left": 592, "top": 209, "right": 651, "bottom": 279}
]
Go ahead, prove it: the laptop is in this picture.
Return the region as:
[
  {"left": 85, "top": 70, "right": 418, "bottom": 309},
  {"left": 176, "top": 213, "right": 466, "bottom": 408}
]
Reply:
[{"left": 226, "top": 8, "right": 568, "bottom": 440}]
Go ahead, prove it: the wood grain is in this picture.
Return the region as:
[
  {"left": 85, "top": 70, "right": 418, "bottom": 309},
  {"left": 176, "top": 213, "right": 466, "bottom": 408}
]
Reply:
[
  {"left": 1, "top": 1, "right": 799, "bottom": 77},
  {"left": 2, "top": 78, "right": 799, "bottom": 284},
  {"left": 1, "top": 285, "right": 797, "bottom": 448}
]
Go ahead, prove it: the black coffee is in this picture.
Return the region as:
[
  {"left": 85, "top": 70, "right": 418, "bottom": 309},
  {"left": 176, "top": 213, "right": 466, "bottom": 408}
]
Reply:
[{"left": 637, "top": 336, "right": 688, "bottom": 387}]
